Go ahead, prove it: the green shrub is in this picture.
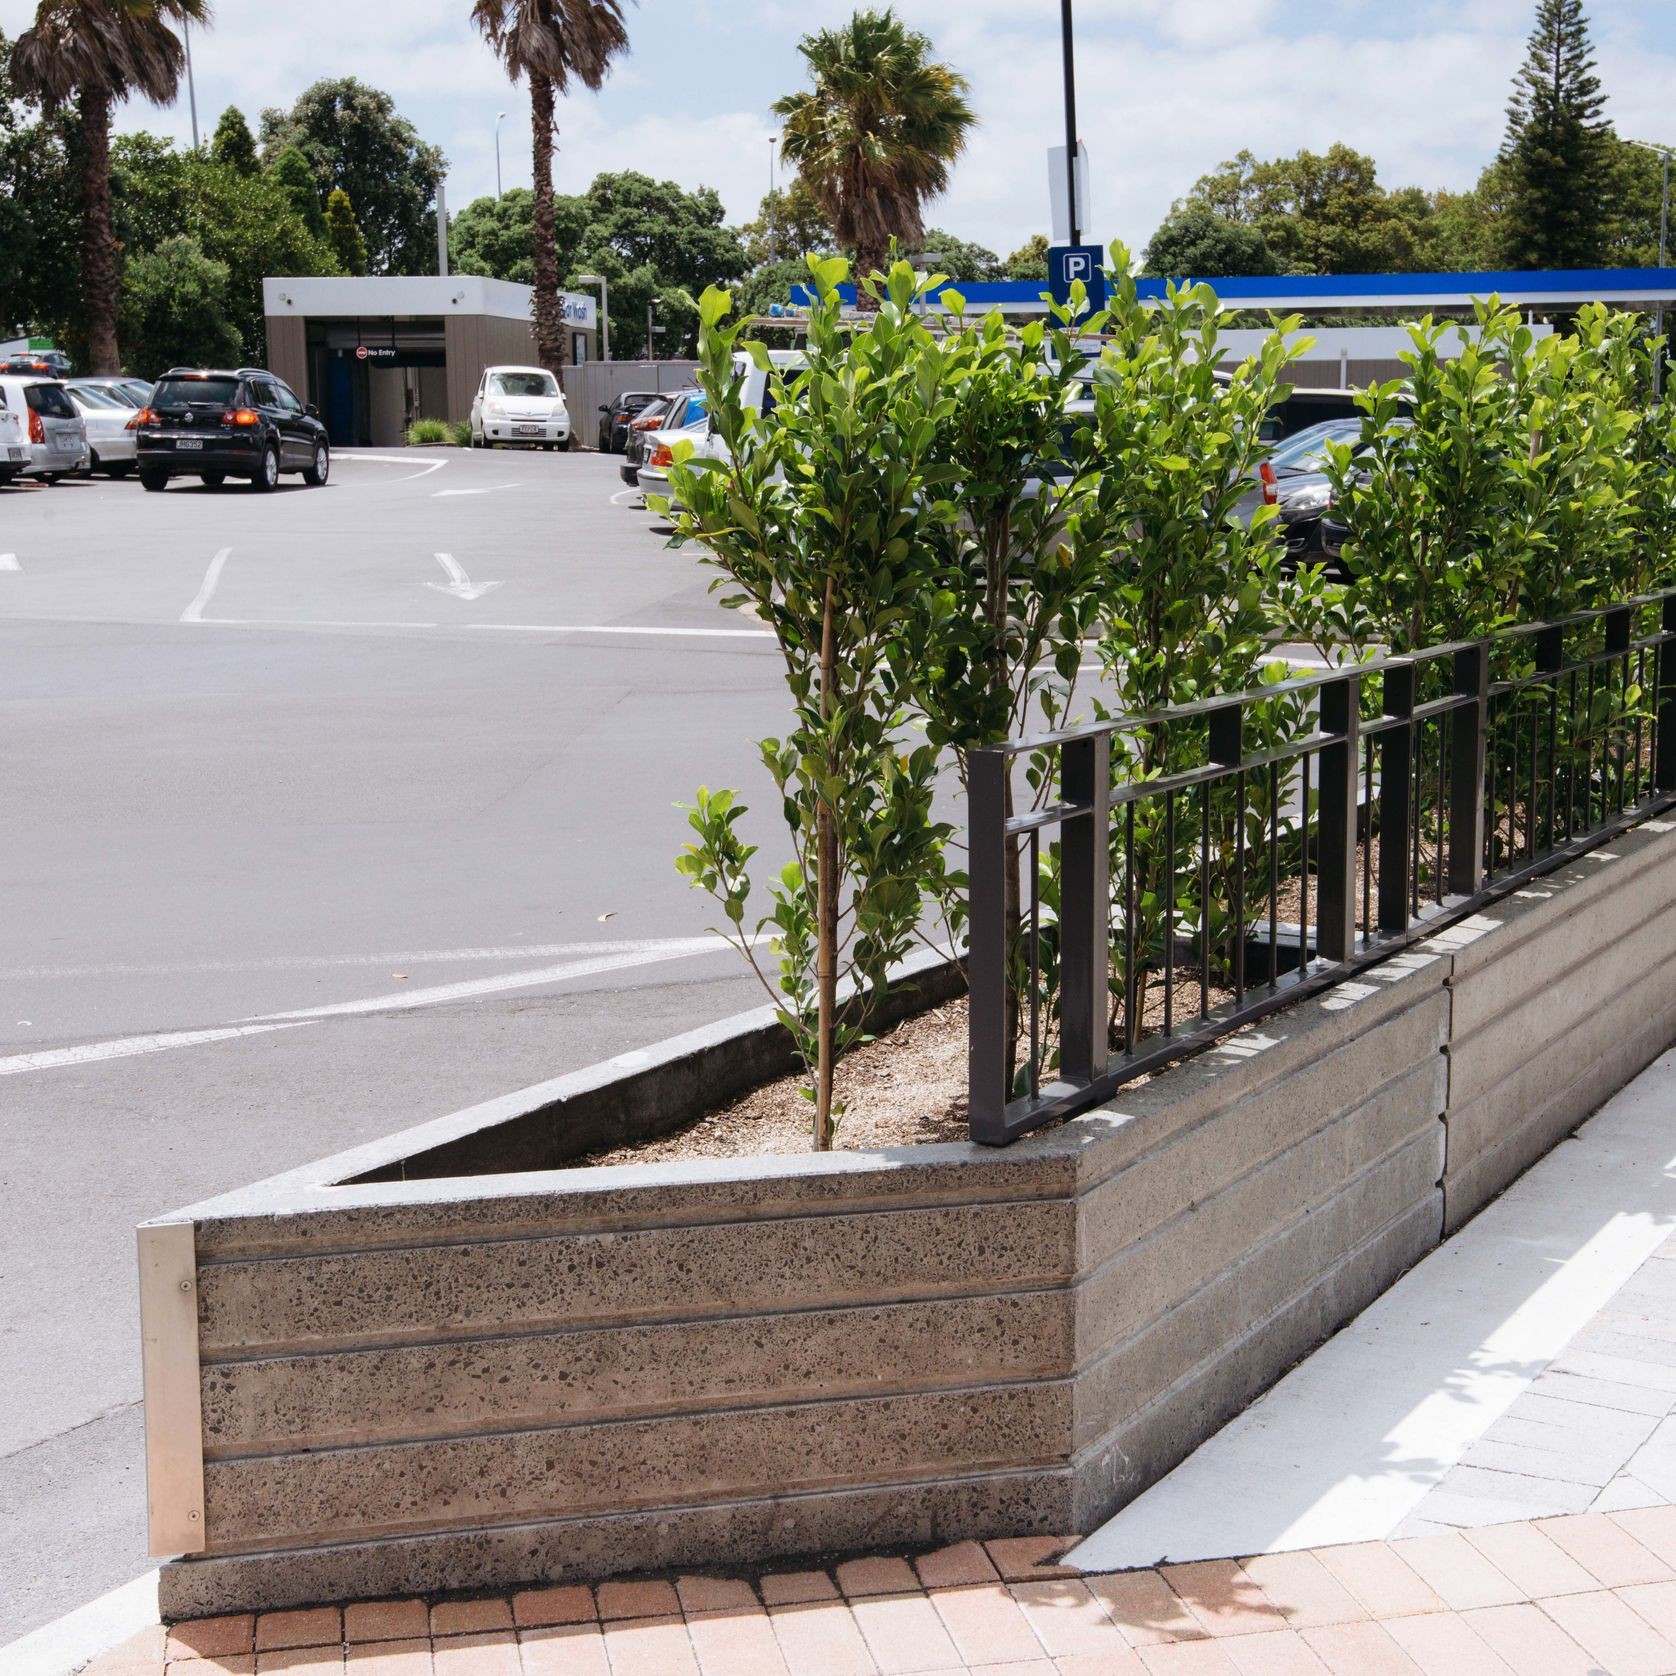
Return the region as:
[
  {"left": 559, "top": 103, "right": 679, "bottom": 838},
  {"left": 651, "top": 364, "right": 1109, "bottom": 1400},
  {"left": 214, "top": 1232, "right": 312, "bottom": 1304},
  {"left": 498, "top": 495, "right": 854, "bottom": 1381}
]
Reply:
[
  {"left": 445, "top": 420, "right": 473, "bottom": 448},
  {"left": 406, "top": 417, "right": 448, "bottom": 445}
]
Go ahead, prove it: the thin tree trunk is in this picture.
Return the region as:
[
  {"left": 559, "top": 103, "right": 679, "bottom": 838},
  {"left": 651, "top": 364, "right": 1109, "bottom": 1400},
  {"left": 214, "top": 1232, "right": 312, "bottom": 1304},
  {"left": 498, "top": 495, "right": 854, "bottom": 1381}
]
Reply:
[
  {"left": 80, "top": 89, "right": 119, "bottom": 376},
  {"left": 815, "top": 574, "right": 840, "bottom": 1149},
  {"left": 529, "top": 73, "right": 565, "bottom": 373}
]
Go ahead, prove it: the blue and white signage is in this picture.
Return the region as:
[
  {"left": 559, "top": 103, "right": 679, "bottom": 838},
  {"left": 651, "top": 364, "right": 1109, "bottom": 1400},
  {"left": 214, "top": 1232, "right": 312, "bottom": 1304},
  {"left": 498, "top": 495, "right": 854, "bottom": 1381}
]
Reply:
[
  {"left": 1049, "top": 244, "right": 1106, "bottom": 314},
  {"left": 559, "top": 291, "right": 597, "bottom": 331}
]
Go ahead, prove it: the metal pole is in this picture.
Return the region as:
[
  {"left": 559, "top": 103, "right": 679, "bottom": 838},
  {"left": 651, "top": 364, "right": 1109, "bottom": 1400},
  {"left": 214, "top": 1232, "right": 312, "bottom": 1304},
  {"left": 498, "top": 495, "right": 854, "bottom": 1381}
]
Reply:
[
  {"left": 1059, "top": 0, "right": 1080, "bottom": 246},
  {"left": 646, "top": 299, "right": 655, "bottom": 361},
  {"left": 768, "top": 137, "right": 777, "bottom": 262},
  {"left": 494, "top": 111, "right": 506, "bottom": 202},
  {"left": 1658, "top": 150, "right": 1669, "bottom": 398},
  {"left": 183, "top": 18, "right": 199, "bottom": 152},
  {"left": 435, "top": 180, "right": 448, "bottom": 278}
]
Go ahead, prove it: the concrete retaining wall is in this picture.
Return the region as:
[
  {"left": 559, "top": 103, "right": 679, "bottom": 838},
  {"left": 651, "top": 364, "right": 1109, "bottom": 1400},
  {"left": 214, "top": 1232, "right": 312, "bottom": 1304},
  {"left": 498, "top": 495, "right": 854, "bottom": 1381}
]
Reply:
[{"left": 142, "top": 818, "right": 1676, "bottom": 1616}]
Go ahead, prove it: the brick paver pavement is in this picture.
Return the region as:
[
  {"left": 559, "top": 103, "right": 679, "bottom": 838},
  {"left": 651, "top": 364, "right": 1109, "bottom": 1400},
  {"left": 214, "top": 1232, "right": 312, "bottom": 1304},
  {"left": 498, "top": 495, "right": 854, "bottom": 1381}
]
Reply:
[{"left": 81, "top": 1510, "right": 1676, "bottom": 1675}]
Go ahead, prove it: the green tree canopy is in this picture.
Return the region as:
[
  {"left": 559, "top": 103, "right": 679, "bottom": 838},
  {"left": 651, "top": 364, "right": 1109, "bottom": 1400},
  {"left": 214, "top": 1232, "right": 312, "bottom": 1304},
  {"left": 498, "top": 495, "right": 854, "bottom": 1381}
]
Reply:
[
  {"left": 118, "top": 232, "right": 242, "bottom": 374},
  {"left": 1143, "top": 206, "right": 1278, "bottom": 277},
  {"left": 1498, "top": 0, "right": 1613, "bottom": 268},
  {"left": 739, "top": 177, "right": 834, "bottom": 267},
  {"left": 259, "top": 77, "right": 445, "bottom": 274},
  {"left": 918, "top": 226, "right": 1001, "bottom": 280},
  {"left": 209, "top": 104, "right": 257, "bottom": 175},
  {"left": 325, "top": 186, "right": 368, "bottom": 276},
  {"left": 267, "top": 143, "right": 324, "bottom": 237},
  {"left": 1003, "top": 233, "right": 1048, "bottom": 280},
  {"left": 449, "top": 185, "right": 589, "bottom": 284}
]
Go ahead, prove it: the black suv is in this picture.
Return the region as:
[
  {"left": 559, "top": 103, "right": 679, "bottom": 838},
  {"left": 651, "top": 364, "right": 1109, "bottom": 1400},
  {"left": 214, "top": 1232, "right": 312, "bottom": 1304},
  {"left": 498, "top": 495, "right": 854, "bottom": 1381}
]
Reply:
[{"left": 134, "top": 367, "right": 329, "bottom": 492}]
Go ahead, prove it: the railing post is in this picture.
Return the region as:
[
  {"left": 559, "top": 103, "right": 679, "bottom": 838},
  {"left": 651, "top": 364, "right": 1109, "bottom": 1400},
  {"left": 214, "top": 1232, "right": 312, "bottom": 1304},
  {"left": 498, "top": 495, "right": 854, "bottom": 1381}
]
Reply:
[
  {"left": 1378, "top": 661, "right": 1415, "bottom": 933},
  {"left": 1316, "top": 673, "right": 1360, "bottom": 963},
  {"left": 1057, "top": 733, "right": 1110, "bottom": 1090},
  {"left": 1658, "top": 596, "right": 1676, "bottom": 793},
  {"left": 1209, "top": 701, "right": 1244, "bottom": 995},
  {"left": 967, "top": 748, "right": 1010, "bottom": 1145},
  {"left": 1449, "top": 643, "right": 1489, "bottom": 896}
]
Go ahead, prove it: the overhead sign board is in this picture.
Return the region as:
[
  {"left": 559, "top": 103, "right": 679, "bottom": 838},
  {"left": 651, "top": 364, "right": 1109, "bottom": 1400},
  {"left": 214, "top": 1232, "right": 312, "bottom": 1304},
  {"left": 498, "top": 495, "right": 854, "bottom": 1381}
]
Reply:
[
  {"left": 1048, "top": 143, "right": 1091, "bottom": 245},
  {"left": 1049, "top": 244, "right": 1107, "bottom": 315}
]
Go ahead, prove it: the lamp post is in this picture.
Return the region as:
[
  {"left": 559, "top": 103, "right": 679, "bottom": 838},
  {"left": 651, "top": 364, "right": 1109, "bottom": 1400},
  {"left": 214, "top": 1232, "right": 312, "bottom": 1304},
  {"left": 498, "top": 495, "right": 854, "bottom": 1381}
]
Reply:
[
  {"left": 577, "top": 272, "right": 609, "bottom": 362},
  {"left": 183, "top": 16, "right": 200, "bottom": 151},
  {"left": 1630, "top": 139, "right": 1672, "bottom": 397},
  {"left": 768, "top": 136, "right": 778, "bottom": 262},
  {"left": 494, "top": 111, "right": 507, "bottom": 202},
  {"left": 1059, "top": 0, "right": 1080, "bottom": 245}
]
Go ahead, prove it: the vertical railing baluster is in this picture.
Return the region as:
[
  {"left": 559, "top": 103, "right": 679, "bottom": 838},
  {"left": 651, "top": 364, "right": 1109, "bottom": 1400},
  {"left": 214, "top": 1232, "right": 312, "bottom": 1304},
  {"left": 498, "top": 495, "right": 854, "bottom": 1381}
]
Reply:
[
  {"left": 1316, "top": 673, "right": 1361, "bottom": 964},
  {"left": 1608, "top": 607, "right": 1631, "bottom": 814},
  {"left": 1656, "top": 595, "right": 1676, "bottom": 792},
  {"left": 1210, "top": 702, "right": 1243, "bottom": 1007},
  {"left": 1299, "top": 754, "right": 1311, "bottom": 974},
  {"left": 1123, "top": 797, "right": 1136, "bottom": 1055},
  {"left": 1449, "top": 643, "right": 1489, "bottom": 897},
  {"left": 1058, "top": 733, "right": 1110, "bottom": 1090},
  {"left": 1163, "top": 788, "right": 1175, "bottom": 1036},
  {"left": 1268, "top": 767, "right": 1279, "bottom": 991},
  {"left": 1028, "top": 828, "right": 1040, "bottom": 1100},
  {"left": 1379, "top": 662, "right": 1415, "bottom": 933},
  {"left": 966, "top": 748, "right": 1009, "bottom": 1144}
]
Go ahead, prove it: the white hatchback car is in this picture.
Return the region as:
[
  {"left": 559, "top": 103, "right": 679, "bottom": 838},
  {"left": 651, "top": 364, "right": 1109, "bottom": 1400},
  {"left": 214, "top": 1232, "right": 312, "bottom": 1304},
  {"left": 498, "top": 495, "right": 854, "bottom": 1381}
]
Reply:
[
  {"left": 470, "top": 365, "right": 571, "bottom": 450},
  {"left": 66, "top": 383, "right": 138, "bottom": 477},
  {"left": 0, "top": 376, "right": 87, "bottom": 484}
]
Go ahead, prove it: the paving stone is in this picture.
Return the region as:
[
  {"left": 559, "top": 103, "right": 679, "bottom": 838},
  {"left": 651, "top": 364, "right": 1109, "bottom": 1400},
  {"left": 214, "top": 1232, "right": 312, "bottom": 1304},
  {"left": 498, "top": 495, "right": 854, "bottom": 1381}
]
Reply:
[
  {"left": 1216, "top": 1630, "right": 1332, "bottom": 1674},
  {"left": 1309, "top": 1544, "right": 1443, "bottom": 1618},
  {"left": 1408, "top": 1486, "right": 1588, "bottom": 1529},
  {"left": 430, "top": 1599, "right": 513, "bottom": 1637},
  {"left": 914, "top": 1543, "right": 1000, "bottom": 1590},
  {"left": 676, "top": 1575, "right": 759, "bottom": 1614},
  {"left": 1621, "top": 1580, "right": 1676, "bottom": 1643},
  {"left": 848, "top": 1589, "right": 961, "bottom": 1673},
  {"left": 1085, "top": 1570, "right": 1206, "bottom": 1644},
  {"left": 1387, "top": 1533, "right": 1524, "bottom": 1611},
  {"left": 1583, "top": 1326, "right": 1676, "bottom": 1368},
  {"left": 1459, "top": 1439, "right": 1621, "bottom": 1488},
  {"left": 761, "top": 1571, "right": 841, "bottom": 1606},
  {"left": 1536, "top": 1588, "right": 1676, "bottom": 1675},
  {"left": 1380, "top": 1613, "right": 1517, "bottom": 1675},
  {"left": 168, "top": 1615, "right": 256, "bottom": 1660},
  {"left": 517, "top": 1623, "right": 611, "bottom": 1676},
  {"left": 255, "top": 1610, "right": 343, "bottom": 1653},
  {"left": 164, "top": 1658, "right": 255, "bottom": 1676},
  {"left": 1159, "top": 1561, "right": 1289, "bottom": 1638},
  {"left": 835, "top": 1557, "right": 920, "bottom": 1599},
  {"left": 1460, "top": 1603, "right": 1600, "bottom": 1675},
  {"left": 1625, "top": 1419, "right": 1676, "bottom": 1500},
  {"left": 1426, "top": 1465, "right": 1597, "bottom": 1515},
  {"left": 685, "top": 1606, "right": 790, "bottom": 1676},
  {"left": 1297, "top": 1620, "right": 1424, "bottom": 1673},
  {"left": 1463, "top": 1523, "right": 1600, "bottom": 1597},
  {"left": 1554, "top": 1348, "right": 1676, "bottom": 1393},
  {"left": 765, "top": 1597, "right": 876, "bottom": 1675},
  {"left": 254, "top": 1647, "right": 346, "bottom": 1675},
  {"left": 1535, "top": 1511, "right": 1675, "bottom": 1585},
  {"left": 928, "top": 1582, "right": 1049, "bottom": 1664},
  {"left": 1590, "top": 1473, "right": 1666, "bottom": 1511},
  {"left": 511, "top": 1586, "right": 595, "bottom": 1628},
  {"left": 1132, "top": 1640, "right": 1240, "bottom": 1672},
  {"left": 986, "top": 1538, "right": 1083, "bottom": 1582},
  {"left": 1504, "top": 1392, "right": 1662, "bottom": 1446},
  {"left": 1618, "top": 1507, "right": 1676, "bottom": 1567},
  {"left": 1053, "top": 1655, "right": 1142, "bottom": 1676},
  {"left": 430, "top": 1630, "right": 521, "bottom": 1674},
  {"left": 1238, "top": 1551, "right": 1366, "bottom": 1628},
  {"left": 595, "top": 1580, "right": 680, "bottom": 1621},
  {"left": 599, "top": 1614, "right": 701, "bottom": 1676},
  {"left": 1530, "top": 1370, "right": 1676, "bottom": 1417},
  {"left": 1009, "top": 1581, "right": 1132, "bottom": 1656},
  {"left": 343, "top": 1639, "right": 433, "bottom": 1675},
  {"left": 343, "top": 1601, "right": 429, "bottom": 1643}
]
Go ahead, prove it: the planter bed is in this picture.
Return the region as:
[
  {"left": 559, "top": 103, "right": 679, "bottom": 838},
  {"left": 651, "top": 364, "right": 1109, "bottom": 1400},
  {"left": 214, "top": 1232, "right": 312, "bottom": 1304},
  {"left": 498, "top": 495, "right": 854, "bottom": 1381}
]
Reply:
[{"left": 141, "top": 817, "right": 1676, "bottom": 1617}]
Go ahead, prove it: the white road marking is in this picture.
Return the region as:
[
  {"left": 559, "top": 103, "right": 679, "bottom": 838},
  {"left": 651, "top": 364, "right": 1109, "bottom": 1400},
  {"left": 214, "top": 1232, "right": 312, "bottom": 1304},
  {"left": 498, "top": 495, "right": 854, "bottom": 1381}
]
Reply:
[
  {"left": 192, "top": 618, "right": 441, "bottom": 630},
  {"left": 433, "top": 482, "right": 523, "bottom": 497},
  {"left": 427, "top": 551, "right": 504, "bottom": 601},
  {"left": 0, "top": 552, "right": 19, "bottom": 571},
  {"left": 2, "top": 935, "right": 749, "bottom": 980},
  {"left": 608, "top": 488, "right": 648, "bottom": 507},
  {"left": 471, "top": 622, "right": 776, "bottom": 640},
  {"left": 0, "top": 1567, "right": 159, "bottom": 1676},
  {"left": 244, "top": 940, "right": 756, "bottom": 1022},
  {"left": 180, "top": 546, "right": 232, "bottom": 623},
  {"left": 0, "top": 1022, "right": 310, "bottom": 1078}
]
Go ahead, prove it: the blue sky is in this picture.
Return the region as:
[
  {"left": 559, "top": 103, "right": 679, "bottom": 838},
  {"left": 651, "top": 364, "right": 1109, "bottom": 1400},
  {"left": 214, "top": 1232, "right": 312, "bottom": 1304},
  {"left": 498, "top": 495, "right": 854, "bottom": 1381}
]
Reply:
[{"left": 1, "top": 0, "right": 1670, "bottom": 259}]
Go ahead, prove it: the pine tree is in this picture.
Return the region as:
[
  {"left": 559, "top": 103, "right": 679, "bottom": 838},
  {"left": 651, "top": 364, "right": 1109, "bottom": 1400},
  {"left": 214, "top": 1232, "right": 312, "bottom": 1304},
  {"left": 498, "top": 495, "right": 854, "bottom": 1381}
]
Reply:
[
  {"left": 209, "top": 106, "right": 258, "bottom": 176},
  {"left": 1498, "top": 0, "right": 1614, "bottom": 268},
  {"left": 268, "top": 146, "right": 326, "bottom": 239},
  {"left": 325, "top": 186, "right": 369, "bottom": 276}
]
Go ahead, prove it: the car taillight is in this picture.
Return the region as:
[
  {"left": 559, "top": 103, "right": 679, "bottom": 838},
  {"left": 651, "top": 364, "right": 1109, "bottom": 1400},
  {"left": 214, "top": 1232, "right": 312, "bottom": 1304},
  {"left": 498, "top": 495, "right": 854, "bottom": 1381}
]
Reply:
[
  {"left": 223, "top": 409, "right": 260, "bottom": 427},
  {"left": 633, "top": 412, "right": 664, "bottom": 430},
  {"left": 648, "top": 444, "right": 674, "bottom": 469},
  {"left": 28, "top": 409, "right": 43, "bottom": 445},
  {"left": 127, "top": 406, "right": 156, "bottom": 431},
  {"left": 1260, "top": 461, "right": 1277, "bottom": 506}
]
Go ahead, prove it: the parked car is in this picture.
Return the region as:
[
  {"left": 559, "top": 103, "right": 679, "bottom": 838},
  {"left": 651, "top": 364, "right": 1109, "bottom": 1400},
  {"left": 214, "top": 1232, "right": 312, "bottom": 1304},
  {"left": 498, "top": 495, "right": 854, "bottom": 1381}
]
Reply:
[
  {"left": 687, "top": 350, "right": 807, "bottom": 467},
  {"left": 1264, "top": 386, "right": 1365, "bottom": 443},
  {"left": 131, "top": 367, "right": 329, "bottom": 492},
  {"left": 469, "top": 366, "right": 571, "bottom": 449},
  {"left": 1261, "top": 419, "right": 1414, "bottom": 572},
  {"left": 635, "top": 391, "right": 711, "bottom": 500},
  {"left": 66, "top": 382, "right": 137, "bottom": 477},
  {"left": 0, "top": 376, "right": 87, "bottom": 483},
  {"left": 619, "top": 395, "right": 672, "bottom": 486},
  {"left": 1232, "top": 418, "right": 1367, "bottom": 527},
  {"left": 69, "top": 376, "right": 152, "bottom": 409},
  {"left": 597, "top": 390, "right": 663, "bottom": 453},
  {"left": 2, "top": 349, "right": 73, "bottom": 378}
]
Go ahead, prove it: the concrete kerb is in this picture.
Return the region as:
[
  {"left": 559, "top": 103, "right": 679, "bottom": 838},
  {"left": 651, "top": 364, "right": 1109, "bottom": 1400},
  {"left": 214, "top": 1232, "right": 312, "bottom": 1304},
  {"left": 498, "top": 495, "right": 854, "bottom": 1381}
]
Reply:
[{"left": 140, "top": 817, "right": 1676, "bottom": 1617}]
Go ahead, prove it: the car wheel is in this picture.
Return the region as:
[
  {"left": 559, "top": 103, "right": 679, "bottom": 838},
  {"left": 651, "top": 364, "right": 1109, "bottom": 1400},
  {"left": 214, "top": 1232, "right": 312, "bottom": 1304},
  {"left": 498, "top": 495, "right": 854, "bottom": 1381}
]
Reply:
[
  {"left": 107, "top": 463, "right": 134, "bottom": 480},
  {"left": 199, "top": 471, "right": 226, "bottom": 487},
  {"left": 140, "top": 471, "right": 169, "bottom": 493},
  {"left": 40, "top": 474, "right": 64, "bottom": 486},
  {"left": 251, "top": 443, "right": 279, "bottom": 492},
  {"left": 302, "top": 441, "right": 330, "bottom": 487}
]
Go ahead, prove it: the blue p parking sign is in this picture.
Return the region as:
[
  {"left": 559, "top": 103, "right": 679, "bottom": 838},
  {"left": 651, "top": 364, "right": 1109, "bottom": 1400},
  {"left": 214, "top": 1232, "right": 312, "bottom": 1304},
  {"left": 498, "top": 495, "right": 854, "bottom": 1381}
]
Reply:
[{"left": 1049, "top": 244, "right": 1106, "bottom": 314}]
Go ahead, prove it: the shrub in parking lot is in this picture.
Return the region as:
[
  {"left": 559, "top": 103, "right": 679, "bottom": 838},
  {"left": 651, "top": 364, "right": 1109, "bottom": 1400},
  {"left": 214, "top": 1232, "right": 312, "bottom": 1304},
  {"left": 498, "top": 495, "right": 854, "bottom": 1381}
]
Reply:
[
  {"left": 406, "top": 418, "right": 449, "bottom": 445},
  {"left": 663, "top": 257, "right": 954, "bottom": 1149}
]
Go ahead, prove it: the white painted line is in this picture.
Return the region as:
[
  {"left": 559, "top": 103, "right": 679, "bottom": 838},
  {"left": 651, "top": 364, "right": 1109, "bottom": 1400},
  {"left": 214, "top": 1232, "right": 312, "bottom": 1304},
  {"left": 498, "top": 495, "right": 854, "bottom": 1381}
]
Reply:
[
  {"left": 0, "top": 1021, "right": 309, "bottom": 1078},
  {"left": 2, "top": 935, "right": 744, "bottom": 981},
  {"left": 194, "top": 618, "right": 441, "bottom": 630},
  {"left": 433, "top": 482, "right": 523, "bottom": 497},
  {"left": 609, "top": 488, "right": 649, "bottom": 507},
  {"left": 470, "top": 622, "right": 776, "bottom": 640},
  {"left": 0, "top": 551, "right": 19, "bottom": 571},
  {"left": 427, "top": 551, "right": 504, "bottom": 601},
  {"left": 332, "top": 452, "right": 436, "bottom": 463},
  {"left": 244, "top": 940, "right": 755, "bottom": 1022},
  {"left": 180, "top": 546, "right": 231, "bottom": 623},
  {"left": 0, "top": 1568, "right": 159, "bottom": 1676}
]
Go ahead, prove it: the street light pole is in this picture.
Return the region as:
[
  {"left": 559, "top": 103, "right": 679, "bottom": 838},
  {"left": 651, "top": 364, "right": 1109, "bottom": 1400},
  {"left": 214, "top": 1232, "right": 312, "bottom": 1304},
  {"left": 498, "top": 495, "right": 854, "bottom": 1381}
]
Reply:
[
  {"left": 1059, "top": 0, "right": 1080, "bottom": 245},
  {"left": 768, "top": 136, "right": 778, "bottom": 262},
  {"left": 646, "top": 298, "right": 656, "bottom": 361},
  {"left": 577, "top": 273, "right": 609, "bottom": 362},
  {"left": 183, "top": 17, "right": 199, "bottom": 151},
  {"left": 1630, "top": 139, "right": 1673, "bottom": 398},
  {"left": 494, "top": 111, "right": 507, "bottom": 202}
]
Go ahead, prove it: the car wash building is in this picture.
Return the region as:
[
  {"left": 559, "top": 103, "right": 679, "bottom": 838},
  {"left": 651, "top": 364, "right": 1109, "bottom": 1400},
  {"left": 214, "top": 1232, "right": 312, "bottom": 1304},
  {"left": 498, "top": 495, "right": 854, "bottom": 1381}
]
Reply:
[{"left": 260, "top": 275, "right": 598, "bottom": 448}]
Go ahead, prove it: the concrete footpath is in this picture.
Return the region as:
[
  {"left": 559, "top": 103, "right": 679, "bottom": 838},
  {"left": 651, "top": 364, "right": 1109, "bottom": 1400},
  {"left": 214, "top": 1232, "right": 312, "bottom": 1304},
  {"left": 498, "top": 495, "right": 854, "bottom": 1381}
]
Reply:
[{"left": 16, "top": 1046, "right": 1676, "bottom": 1676}]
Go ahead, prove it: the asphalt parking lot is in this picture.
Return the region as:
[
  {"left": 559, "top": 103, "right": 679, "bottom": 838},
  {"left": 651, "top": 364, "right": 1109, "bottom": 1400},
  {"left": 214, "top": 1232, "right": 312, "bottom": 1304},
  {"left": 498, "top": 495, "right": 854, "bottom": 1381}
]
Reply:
[{"left": 0, "top": 447, "right": 795, "bottom": 1642}]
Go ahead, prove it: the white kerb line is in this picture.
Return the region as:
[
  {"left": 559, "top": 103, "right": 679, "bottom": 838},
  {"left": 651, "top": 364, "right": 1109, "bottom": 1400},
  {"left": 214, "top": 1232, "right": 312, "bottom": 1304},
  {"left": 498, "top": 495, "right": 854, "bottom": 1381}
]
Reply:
[{"left": 180, "top": 547, "right": 232, "bottom": 623}]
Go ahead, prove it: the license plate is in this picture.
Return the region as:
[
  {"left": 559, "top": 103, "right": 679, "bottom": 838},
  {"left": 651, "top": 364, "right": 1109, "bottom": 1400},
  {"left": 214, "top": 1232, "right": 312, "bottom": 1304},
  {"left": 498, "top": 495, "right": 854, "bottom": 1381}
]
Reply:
[
  {"left": 515, "top": 424, "right": 543, "bottom": 436},
  {"left": 176, "top": 439, "right": 204, "bottom": 451},
  {"left": 5, "top": 447, "right": 21, "bottom": 461}
]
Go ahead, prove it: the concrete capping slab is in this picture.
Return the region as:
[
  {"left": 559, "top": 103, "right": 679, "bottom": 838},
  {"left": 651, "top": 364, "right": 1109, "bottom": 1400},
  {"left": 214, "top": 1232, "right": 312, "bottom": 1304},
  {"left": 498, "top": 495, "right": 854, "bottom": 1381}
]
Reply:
[{"left": 144, "top": 816, "right": 1676, "bottom": 1612}]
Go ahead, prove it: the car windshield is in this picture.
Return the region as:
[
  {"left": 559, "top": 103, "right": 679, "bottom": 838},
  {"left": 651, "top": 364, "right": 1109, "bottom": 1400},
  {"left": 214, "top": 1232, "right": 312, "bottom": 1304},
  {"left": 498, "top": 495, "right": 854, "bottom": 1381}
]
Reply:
[
  {"left": 100, "top": 385, "right": 143, "bottom": 407},
  {"left": 492, "top": 372, "right": 558, "bottom": 398},
  {"left": 71, "top": 386, "right": 124, "bottom": 410},
  {"left": 154, "top": 376, "right": 240, "bottom": 408},
  {"left": 1269, "top": 420, "right": 1364, "bottom": 472}
]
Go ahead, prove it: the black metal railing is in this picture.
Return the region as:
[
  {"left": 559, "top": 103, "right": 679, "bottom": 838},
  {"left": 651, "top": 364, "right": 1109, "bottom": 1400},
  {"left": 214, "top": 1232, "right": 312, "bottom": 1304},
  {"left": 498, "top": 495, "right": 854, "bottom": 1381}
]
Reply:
[{"left": 967, "top": 591, "right": 1676, "bottom": 1145}]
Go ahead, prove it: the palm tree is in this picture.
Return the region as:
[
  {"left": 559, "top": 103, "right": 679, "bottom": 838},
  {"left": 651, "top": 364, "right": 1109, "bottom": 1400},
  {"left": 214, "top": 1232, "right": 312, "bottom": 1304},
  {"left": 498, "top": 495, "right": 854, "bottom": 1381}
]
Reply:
[
  {"left": 13, "top": 0, "right": 211, "bottom": 374},
  {"left": 471, "top": 0, "right": 628, "bottom": 371},
  {"left": 774, "top": 8, "right": 974, "bottom": 303}
]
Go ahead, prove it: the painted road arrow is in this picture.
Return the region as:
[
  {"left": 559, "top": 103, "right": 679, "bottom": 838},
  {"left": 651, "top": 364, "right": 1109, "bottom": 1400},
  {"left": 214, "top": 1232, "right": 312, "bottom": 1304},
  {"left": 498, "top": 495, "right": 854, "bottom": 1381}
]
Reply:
[{"left": 426, "top": 551, "right": 504, "bottom": 601}]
